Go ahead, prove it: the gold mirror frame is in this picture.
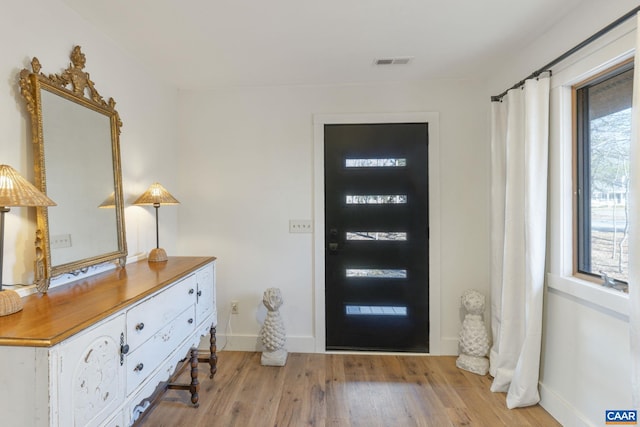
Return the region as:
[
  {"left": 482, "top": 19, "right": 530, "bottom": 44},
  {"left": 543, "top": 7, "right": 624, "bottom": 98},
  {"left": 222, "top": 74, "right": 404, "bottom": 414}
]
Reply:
[{"left": 19, "top": 46, "right": 127, "bottom": 292}]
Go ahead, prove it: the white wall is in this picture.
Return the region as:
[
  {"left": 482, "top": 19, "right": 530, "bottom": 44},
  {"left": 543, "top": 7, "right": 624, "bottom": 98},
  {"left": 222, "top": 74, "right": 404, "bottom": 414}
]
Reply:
[
  {"left": 489, "top": 1, "right": 638, "bottom": 425},
  {"left": 0, "top": 0, "right": 179, "bottom": 286},
  {"left": 176, "top": 80, "right": 489, "bottom": 354}
]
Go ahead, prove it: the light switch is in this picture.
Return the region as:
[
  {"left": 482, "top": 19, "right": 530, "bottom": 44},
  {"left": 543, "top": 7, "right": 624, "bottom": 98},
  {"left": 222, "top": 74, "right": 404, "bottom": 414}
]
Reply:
[
  {"left": 51, "top": 234, "right": 72, "bottom": 249},
  {"left": 289, "top": 220, "right": 312, "bottom": 233}
]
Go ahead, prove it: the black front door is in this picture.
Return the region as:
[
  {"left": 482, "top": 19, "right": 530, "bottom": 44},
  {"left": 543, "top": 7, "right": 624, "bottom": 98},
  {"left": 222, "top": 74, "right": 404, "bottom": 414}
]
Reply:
[{"left": 324, "top": 123, "right": 429, "bottom": 352}]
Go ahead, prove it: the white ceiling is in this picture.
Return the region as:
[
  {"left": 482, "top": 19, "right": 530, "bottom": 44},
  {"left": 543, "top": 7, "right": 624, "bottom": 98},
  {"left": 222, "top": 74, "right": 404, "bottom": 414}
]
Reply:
[{"left": 61, "top": 0, "right": 586, "bottom": 90}]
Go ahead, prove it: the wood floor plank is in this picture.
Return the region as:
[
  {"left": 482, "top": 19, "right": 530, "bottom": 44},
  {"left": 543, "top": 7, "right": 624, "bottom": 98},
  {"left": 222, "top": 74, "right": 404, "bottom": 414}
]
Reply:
[
  {"left": 275, "top": 353, "right": 327, "bottom": 426},
  {"left": 325, "top": 354, "right": 358, "bottom": 427},
  {"left": 138, "top": 351, "right": 561, "bottom": 427},
  {"left": 223, "top": 356, "right": 284, "bottom": 426}
]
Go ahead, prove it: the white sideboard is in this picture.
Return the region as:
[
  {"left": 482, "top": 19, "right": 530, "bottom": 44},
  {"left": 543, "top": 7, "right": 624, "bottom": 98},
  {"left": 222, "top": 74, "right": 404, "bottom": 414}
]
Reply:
[{"left": 0, "top": 256, "right": 217, "bottom": 427}]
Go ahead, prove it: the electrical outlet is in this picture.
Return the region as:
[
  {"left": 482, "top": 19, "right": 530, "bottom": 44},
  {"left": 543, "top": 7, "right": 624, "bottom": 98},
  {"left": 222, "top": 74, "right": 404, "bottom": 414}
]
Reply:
[{"left": 231, "top": 301, "right": 239, "bottom": 314}]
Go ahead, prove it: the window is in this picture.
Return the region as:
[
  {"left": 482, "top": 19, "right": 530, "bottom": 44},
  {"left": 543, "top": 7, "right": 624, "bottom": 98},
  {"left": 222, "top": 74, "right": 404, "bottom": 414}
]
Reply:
[
  {"left": 346, "top": 231, "right": 407, "bottom": 241},
  {"left": 345, "top": 268, "right": 407, "bottom": 279},
  {"left": 345, "top": 305, "right": 408, "bottom": 316},
  {"left": 574, "top": 61, "right": 632, "bottom": 291},
  {"left": 345, "top": 158, "right": 407, "bottom": 168},
  {"left": 345, "top": 195, "right": 407, "bottom": 204}
]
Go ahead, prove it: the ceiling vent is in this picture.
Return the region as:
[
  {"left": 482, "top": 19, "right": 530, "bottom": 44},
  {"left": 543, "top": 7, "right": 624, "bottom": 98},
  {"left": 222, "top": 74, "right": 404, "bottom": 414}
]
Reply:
[{"left": 374, "top": 57, "right": 413, "bottom": 66}]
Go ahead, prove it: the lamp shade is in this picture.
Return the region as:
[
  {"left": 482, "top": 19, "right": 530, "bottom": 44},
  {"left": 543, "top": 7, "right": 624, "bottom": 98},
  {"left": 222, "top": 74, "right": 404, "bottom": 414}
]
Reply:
[
  {"left": 0, "top": 164, "right": 56, "bottom": 317},
  {"left": 0, "top": 165, "right": 56, "bottom": 207},
  {"left": 133, "top": 182, "right": 179, "bottom": 206},
  {"left": 98, "top": 192, "right": 115, "bottom": 208}
]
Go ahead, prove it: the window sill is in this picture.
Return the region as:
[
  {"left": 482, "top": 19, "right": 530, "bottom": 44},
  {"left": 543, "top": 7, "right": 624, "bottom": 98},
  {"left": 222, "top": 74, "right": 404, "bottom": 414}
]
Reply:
[{"left": 547, "top": 273, "right": 629, "bottom": 317}]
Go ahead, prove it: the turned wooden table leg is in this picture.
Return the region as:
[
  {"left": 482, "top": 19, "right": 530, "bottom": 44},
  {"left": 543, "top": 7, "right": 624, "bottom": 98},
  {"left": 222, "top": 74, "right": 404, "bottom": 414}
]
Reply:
[
  {"left": 198, "top": 323, "right": 218, "bottom": 379},
  {"left": 189, "top": 347, "right": 200, "bottom": 407},
  {"left": 168, "top": 347, "right": 200, "bottom": 407},
  {"left": 209, "top": 325, "right": 217, "bottom": 378}
]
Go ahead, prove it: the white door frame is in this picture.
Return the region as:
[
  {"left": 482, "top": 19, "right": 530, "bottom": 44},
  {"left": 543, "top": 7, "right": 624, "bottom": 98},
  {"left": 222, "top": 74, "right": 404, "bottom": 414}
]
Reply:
[{"left": 313, "top": 112, "right": 442, "bottom": 354}]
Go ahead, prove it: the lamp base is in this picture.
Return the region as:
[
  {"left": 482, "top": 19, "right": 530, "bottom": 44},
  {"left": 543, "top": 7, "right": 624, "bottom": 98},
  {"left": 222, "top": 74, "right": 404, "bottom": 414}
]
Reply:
[
  {"left": 148, "top": 248, "right": 168, "bottom": 262},
  {"left": 0, "top": 289, "right": 23, "bottom": 316}
]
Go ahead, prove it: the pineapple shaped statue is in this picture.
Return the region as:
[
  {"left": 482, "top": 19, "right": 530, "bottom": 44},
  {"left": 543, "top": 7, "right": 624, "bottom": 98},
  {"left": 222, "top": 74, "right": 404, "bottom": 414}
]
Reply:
[
  {"left": 260, "top": 287, "right": 288, "bottom": 366},
  {"left": 456, "top": 289, "right": 490, "bottom": 375}
]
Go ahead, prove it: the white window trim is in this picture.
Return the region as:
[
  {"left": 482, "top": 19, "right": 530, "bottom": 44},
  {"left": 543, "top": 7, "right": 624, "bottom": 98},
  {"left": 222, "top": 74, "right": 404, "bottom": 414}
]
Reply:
[
  {"left": 312, "top": 112, "right": 442, "bottom": 354},
  {"left": 547, "top": 18, "right": 635, "bottom": 318}
]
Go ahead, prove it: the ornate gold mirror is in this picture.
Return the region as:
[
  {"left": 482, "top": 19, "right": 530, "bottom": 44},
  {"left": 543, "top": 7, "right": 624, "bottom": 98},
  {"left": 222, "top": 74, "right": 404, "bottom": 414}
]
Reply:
[{"left": 19, "top": 46, "right": 127, "bottom": 292}]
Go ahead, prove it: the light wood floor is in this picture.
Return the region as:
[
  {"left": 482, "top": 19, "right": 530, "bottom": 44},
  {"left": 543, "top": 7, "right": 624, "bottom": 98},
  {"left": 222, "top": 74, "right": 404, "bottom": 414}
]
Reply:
[{"left": 138, "top": 351, "right": 560, "bottom": 427}]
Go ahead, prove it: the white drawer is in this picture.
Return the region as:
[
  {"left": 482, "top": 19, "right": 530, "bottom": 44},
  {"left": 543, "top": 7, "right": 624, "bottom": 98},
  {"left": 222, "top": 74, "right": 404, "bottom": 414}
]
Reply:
[
  {"left": 126, "top": 305, "right": 196, "bottom": 395},
  {"left": 126, "top": 274, "right": 196, "bottom": 351}
]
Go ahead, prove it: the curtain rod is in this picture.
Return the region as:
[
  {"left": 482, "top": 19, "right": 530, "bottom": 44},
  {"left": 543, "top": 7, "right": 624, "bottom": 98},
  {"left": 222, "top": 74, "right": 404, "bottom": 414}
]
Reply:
[{"left": 491, "top": 6, "right": 640, "bottom": 102}]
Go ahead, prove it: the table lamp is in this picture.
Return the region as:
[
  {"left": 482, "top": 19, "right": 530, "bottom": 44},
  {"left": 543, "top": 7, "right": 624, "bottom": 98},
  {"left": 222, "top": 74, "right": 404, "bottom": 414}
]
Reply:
[
  {"left": 0, "top": 164, "right": 56, "bottom": 316},
  {"left": 133, "top": 182, "right": 179, "bottom": 262}
]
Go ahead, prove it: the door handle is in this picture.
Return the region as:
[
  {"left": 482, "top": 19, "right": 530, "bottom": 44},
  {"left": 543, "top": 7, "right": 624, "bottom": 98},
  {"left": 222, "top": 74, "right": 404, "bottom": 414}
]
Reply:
[{"left": 328, "top": 227, "right": 339, "bottom": 252}]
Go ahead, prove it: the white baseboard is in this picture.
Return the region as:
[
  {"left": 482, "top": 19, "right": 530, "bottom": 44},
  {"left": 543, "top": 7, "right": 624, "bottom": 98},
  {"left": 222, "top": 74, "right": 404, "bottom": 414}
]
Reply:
[
  {"left": 211, "top": 334, "right": 459, "bottom": 355},
  {"left": 212, "top": 334, "right": 316, "bottom": 353},
  {"left": 539, "top": 382, "right": 596, "bottom": 427}
]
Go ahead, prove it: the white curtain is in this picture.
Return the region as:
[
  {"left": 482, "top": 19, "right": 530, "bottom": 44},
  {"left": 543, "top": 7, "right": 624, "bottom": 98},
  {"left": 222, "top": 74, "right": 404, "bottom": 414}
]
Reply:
[
  {"left": 489, "top": 76, "right": 550, "bottom": 409},
  {"left": 629, "top": 11, "right": 640, "bottom": 411}
]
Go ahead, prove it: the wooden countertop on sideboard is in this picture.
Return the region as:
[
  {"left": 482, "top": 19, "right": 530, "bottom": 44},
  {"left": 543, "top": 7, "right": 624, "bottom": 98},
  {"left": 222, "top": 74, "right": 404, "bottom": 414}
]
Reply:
[{"left": 0, "top": 256, "right": 216, "bottom": 347}]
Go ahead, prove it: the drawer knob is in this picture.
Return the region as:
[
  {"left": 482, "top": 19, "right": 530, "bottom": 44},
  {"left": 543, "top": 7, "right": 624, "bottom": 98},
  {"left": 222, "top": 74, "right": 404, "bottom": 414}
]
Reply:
[
  {"left": 135, "top": 322, "right": 145, "bottom": 331},
  {"left": 189, "top": 288, "right": 195, "bottom": 295},
  {"left": 134, "top": 363, "right": 144, "bottom": 372},
  {"left": 188, "top": 318, "right": 194, "bottom": 324}
]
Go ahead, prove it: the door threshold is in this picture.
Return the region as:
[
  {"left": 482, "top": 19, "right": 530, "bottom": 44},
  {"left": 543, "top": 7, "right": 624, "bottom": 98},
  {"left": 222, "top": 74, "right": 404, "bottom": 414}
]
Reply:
[{"left": 324, "top": 350, "right": 432, "bottom": 356}]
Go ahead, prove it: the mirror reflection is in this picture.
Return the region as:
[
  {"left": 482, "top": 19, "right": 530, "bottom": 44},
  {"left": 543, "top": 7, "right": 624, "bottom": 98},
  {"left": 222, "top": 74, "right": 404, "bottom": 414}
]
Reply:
[{"left": 40, "top": 89, "right": 119, "bottom": 266}]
